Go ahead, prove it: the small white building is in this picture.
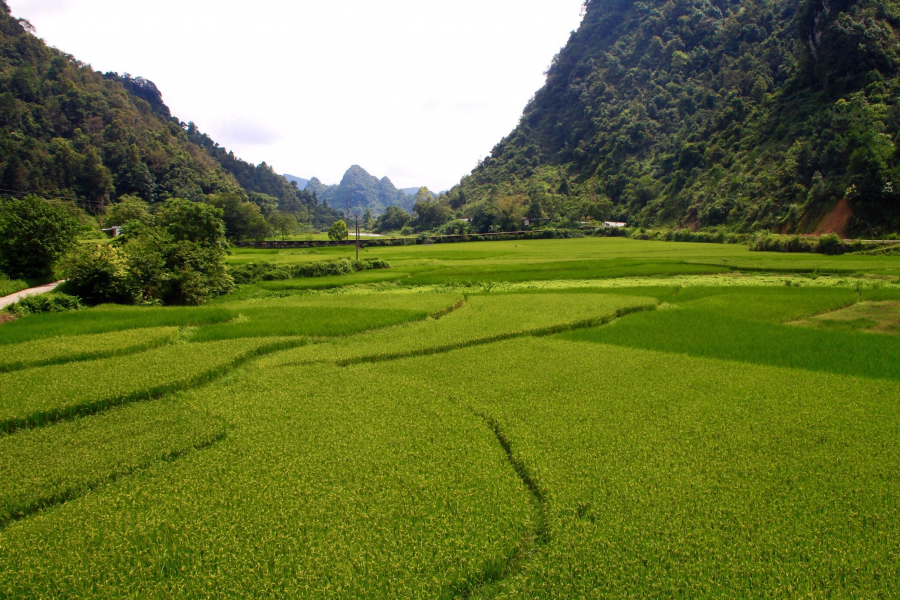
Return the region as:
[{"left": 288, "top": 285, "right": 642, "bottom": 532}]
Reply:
[{"left": 101, "top": 226, "right": 124, "bottom": 238}]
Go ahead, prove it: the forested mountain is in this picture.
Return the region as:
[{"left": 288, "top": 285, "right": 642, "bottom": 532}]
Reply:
[
  {"left": 0, "top": 1, "right": 338, "bottom": 227},
  {"left": 306, "top": 165, "right": 417, "bottom": 214},
  {"left": 449, "top": 0, "right": 900, "bottom": 237}
]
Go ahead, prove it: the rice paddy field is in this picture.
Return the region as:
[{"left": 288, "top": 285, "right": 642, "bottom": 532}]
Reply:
[{"left": 2, "top": 237, "right": 900, "bottom": 597}]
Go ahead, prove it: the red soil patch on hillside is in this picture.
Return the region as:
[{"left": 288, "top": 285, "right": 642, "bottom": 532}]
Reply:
[{"left": 815, "top": 198, "right": 852, "bottom": 237}]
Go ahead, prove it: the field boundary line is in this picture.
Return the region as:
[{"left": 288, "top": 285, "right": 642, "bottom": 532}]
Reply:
[
  {"left": 0, "top": 330, "right": 182, "bottom": 374},
  {"left": 446, "top": 408, "right": 548, "bottom": 599},
  {"left": 333, "top": 303, "right": 656, "bottom": 368},
  {"left": 430, "top": 297, "right": 467, "bottom": 320},
  {"left": 0, "top": 338, "right": 306, "bottom": 437},
  {"left": 0, "top": 428, "right": 226, "bottom": 530}
]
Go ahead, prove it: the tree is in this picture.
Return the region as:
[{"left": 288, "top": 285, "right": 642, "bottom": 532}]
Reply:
[
  {"left": 375, "top": 206, "right": 411, "bottom": 232},
  {"left": 0, "top": 196, "right": 80, "bottom": 279},
  {"left": 412, "top": 198, "right": 453, "bottom": 231},
  {"left": 105, "top": 196, "right": 152, "bottom": 227},
  {"left": 248, "top": 192, "right": 279, "bottom": 219},
  {"left": 207, "top": 193, "right": 270, "bottom": 241},
  {"left": 268, "top": 211, "right": 299, "bottom": 241},
  {"left": 155, "top": 198, "right": 226, "bottom": 247},
  {"left": 327, "top": 219, "right": 349, "bottom": 241},
  {"left": 363, "top": 208, "right": 373, "bottom": 230}
]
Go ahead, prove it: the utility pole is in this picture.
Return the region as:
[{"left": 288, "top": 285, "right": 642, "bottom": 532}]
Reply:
[{"left": 355, "top": 215, "right": 360, "bottom": 261}]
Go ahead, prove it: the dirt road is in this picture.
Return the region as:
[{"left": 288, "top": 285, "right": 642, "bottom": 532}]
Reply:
[{"left": 0, "top": 281, "right": 64, "bottom": 310}]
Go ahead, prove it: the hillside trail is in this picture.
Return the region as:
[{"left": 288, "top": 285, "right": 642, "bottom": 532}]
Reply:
[{"left": 0, "top": 281, "right": 64, "bottom": 310}]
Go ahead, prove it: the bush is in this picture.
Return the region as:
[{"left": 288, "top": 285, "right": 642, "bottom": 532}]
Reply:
[
  {"left": 327, "top": 220, "right": 349, "bottom": 241},
  {"left": 749, "top": 233, "right": 866, "bottom": 255},
  {"left": 229, "top": 259, "right": 390, "bottom": 285},
  {"left": 0, "top": 273, "right": 28, "bottom": 298},
  {"left": 0, "top": 196, "right": 80, "bottom": 279},
  {"left": 4, "top": 292, "right": 81, "bottom": 317},
  {"left": 123, "top": 231, "right": 233, "bottom": 306},
  {"left": 61, "top": 244, "right": 133, "bottom": 305}
]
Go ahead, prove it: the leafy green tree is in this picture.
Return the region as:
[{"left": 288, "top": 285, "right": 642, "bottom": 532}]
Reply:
[
  {"left": 327, "top": 219, "right": 349, "bottom": 241},
  {"left": 123, "top": 228, "right": 233, "bottom": 305},
  {"left": 375, "top": 206, "right": 411, "bottom": 232},
  {"left": 61, "top": 244, "right": 132, "bottom": 304},
  {"left": 463, "top": 201, "right": 500, "bottom": 234},
  {"left": 207, "top": 193, "right": 270, "bottom": 241},
  {"left": 104, "top": 196, "right": 152, "bottom": 227},
  {"left": 412, "top": 198, "right": 454, "bottom": 232},
  {"left": 268, "top": 211, "right": 299, "bottom": 241},
  {"left": 65, "top": 203, "right": 233, "bottom": 306},
  {"left": 0, "top": 196, "right": 80, "bottom": 279},
  {"left": 155, "top": 198, "right": 226, "bottom": 247},
  {"left": 248, "top": 193, "right": 279, "bottom": 219},
  {"left": 363, "top": 208, "right": 373, "bottom": 230}
]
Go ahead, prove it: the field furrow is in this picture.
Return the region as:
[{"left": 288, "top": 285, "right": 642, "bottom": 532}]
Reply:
[
  {"left": 0, "top": 327, "right": 181, "bottom": 373},
  {"left": 265, "top": 293, "right": 658, "bottom": 368},
  {"left": 0, "top": 337, "right": 303, "bottom": 434},
  {"left": 0, "top": 399, "right": 226, "bottom": 527}
]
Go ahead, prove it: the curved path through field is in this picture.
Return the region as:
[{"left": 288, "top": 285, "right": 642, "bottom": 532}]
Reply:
[{"left": 0, "top": 281, "right": 64, "bottom": 310}]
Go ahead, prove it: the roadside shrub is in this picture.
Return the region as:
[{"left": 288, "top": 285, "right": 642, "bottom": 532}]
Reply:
[
  {"left": 61, "top": 245, "right": 132, "bottom": 305},
  {"left": 4, "top": 293, "right": 81, "bottom": 317},
  {"left": 0, "top": 273, "right": 28, "bottom": 298}
]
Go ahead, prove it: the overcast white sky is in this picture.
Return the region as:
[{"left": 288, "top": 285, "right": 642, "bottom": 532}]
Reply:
[{"left": 9, "top": 0, "right": 584, "bottom": 191}]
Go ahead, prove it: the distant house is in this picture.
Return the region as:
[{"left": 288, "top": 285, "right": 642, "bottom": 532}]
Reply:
[
  {"left": 101, "top": 226, "right": 123, "bottom": 238},
  {"left": 604, "top": 222, "right": 627, "bottom": 228},
  {"left": 523, "top": 217, "right": 550, "bottom": 227}
]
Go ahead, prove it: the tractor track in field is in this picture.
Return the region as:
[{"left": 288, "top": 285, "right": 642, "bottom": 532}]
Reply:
[
  {"left": 0, "top": 429, "right": 226, "bottom": 530},
  {"left": 447, "top": 409, "right": 548, "bottom": 599}
]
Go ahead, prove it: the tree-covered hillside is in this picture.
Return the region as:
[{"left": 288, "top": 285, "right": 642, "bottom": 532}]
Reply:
[
  {"left": 449, "top": 0, "right": 900, "bottom": 237},
  {"left": 0, "top": 1, "right": 338, "bottom": 228}
]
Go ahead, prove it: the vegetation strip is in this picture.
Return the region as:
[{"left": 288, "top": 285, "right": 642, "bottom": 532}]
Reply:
[
  {"left": 0, "top": 430, "right": 226, "bottom": 530},
  {"left": 0, "top": 338, "right": 304, "bottom": 436},
  {"left": 430, "top": 297, "right": 467, "bottom": 320},
  {"left": 449, "top": 409, "right": 549, "bottom": 599},
  {"left": 0, "top": 328, "right": 181, "bottom": 374},
  {"left": 334, "top": 305, "right": 656, "bottom": 367}
]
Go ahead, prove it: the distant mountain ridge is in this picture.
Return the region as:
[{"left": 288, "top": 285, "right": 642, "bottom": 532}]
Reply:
[{"left": 298, "top": 166, "right": 440, "bottom": 214}]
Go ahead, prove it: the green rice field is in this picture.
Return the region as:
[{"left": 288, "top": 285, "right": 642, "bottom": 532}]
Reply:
[{"left": 1, "top": 237, "right": 899, "bottom": 597}]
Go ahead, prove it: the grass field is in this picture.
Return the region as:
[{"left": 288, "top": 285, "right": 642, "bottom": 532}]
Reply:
[{"left": 1, "top": 237, "right": 900, "bottom": 597}]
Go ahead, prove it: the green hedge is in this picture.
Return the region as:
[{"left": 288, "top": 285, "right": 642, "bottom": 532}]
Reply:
[
  {"left": 749, "top": 234, "right": 865, "bottom": 256},
  {"left": 230, "top": 259, "right": 390, "bottom": 285}
]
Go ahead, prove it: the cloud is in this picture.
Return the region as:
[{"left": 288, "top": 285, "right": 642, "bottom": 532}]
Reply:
[
  {"left": 8, "top": 0, "right": 76, "bottom": 18},
  {"left": 211, "top": 117, "right": 283, "bottom": 147}
]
